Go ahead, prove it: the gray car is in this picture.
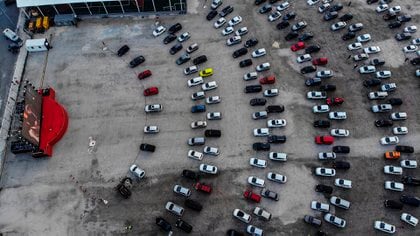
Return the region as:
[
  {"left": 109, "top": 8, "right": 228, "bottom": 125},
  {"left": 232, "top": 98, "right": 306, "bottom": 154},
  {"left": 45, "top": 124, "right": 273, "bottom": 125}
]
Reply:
[
  {"left": 176, "top": 53, "right": 191, "bottom": 65},
  {"left": 188, "top": 137, "right": 205, "bottom": 146}
]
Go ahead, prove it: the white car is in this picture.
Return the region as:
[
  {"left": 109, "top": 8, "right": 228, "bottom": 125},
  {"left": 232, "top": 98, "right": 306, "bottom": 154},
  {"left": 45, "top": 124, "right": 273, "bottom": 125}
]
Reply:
[
  {"left": 335, "top": 178, "right": 352, "bottom": 189},
  {"left": 199, "top": 164, "right": 218, "bottom": 174},
  {"left": 331, "top": 21, "right": 347, "bottom": 31},
  {"left": 226, "top": 35, "right": 242, "bottom": 46},
  {"left": 248, "top": 176, "right": 265, "bottom": 187},
  {"left": 267, "top": 172, "right": 287, "bottom": 183},
  {"left": 307, "top": 0, "right": 319, "bottom": 6},
  {"left": 252, "top": 111, "right": 268, "bottom": 120},
  {"left": 400, "top": 160, "right": 417, "bottom": 169},
  {"left": 268, "top": 152, "right": 287, "bottom": 161},
  {"left": 211, "top": 0, "right": 222, "bottom": 9},
  {"left": 401, "top": 213, "right": 418, "bottom": 227},
  {"left": 316, "top": 70, "right": 333, "bottom": 78},
  {"left": 267, "top": 119, "right": 286, "bottom": 128},
  {"left": 376, "top": 70, "right": 392, "bottom": 79},
  {"left": 264, "top": 88, "right": 279, "bottom": 97},
  {"left": 254, "top": 128, "right": 270, "bottom": 137},
  {"left": 214, "top": 17, "right": 226, "bottom": 28},
  {"left": 268, "top": 11, "right": 282, "bottom": 22},
  {"left": 222, "top": 26, "right": 234, "bottom": 36},
  {"left": 389, "top": 6, "right": 401, "bottom": 14},
  {"left": 165, "top": 201, "right": 184, "bottom": 216},
  {"left": 292, "top": 21, "right": 307, "bottom": 31},
  {"left": 202, "top": 81, "right": 218, "bottom": 91},
  {"left": 368, "top": 91, "right": 388, "bottom": 100},
  {"left": 276, "top": 1, "right": 290, "bottom": 11},
  {"left": 391, "top": 112, "right": 407, "bottom": 121},
  {"left": 153, "top": 25, "right": 166, "bottom": 37},
  {"left": 364, "top": 46, "right": 381, "bottom": 54},
  {"left": 256, "top": 62, "right": 270, "bottom": 72},
  {"left": 311, "top": 201, "right": 330, "bottom": 212},
  {"left": 184, "top": 65, "right": 198, "bottom": 75},
  {"left": 376, "top": 4, "right": 389, "bottom": 13},
  {"left": 243, "top": 72, "right": 258, "bottom": 81},
  {"left": 393, "top": 127, "right": 408, "bottom": 135},
  {"left": 384, "top": 181, "right": 404, "bottom": 191},
  {"left": 403, "top": 45, "right": 418, "bottom": 53},
  {"left": 188, "top": 77, "right": 204, "bottom": 87},
  {"left": 318, "top": 152, "right": 336, "bottom": 160},
  {"left": 381, "top": 83, "right": 397, "bottom": 92},
  {"left": 173, "top": 185, "right": 191, "bottom": 197},
  {"left": 252, "top": 48, "right": 266, "bottom": 58},
  {"left": 329, "top": 111, "right": 347, "bottom": 120},
  {"left": 380, "top": 136, "right": 399, "bottom": 145},
  {"left": 191, "top": 120, "right": 207, "bottom": 129},
  {"left": 383, "top": 165, "right": 403, "bottom": 175},
  {"left": 353, "top": 53, "right": 369, "bottom": 61},
  {"left": 349, "top": 23, "right": 364, "bottom": 32},
  {"left": 330, "top": 129, "right": 349, "bottom": 137},
  {"left": 247, "top": 225, "right": 263, "bottom": 236},
  {"left": 203, "top": 146, "right": 219, "bottom": 156},
  {"left": 315, "top": 167, "right": 336, "bottom": 177},
  {"left": 359, "top": 65, "right": 376, "bottom": 74},
  {"left": 178, "top": 32, "right": 190, "bottom": 42},
  {"left": 129, "top": 164, "right": 145, "bottom": 178},
  {"left": 297, "top": 54, "right": 312, "bottom": 63},
  {"left": 348, "top": 42, "right": 363, "bottom": 51},
  {"left": 235, "top": 27, "right": 248, "bottom": 36},
  {"left": 144, "top": 125, "right": 159, "bottom": 134},
  {"left": 307, "top": 91, "right": 327, "bottom": 99},
  {"left": 144, "top": 104, "right": 162, "bottom": 113},
  {"left": 191, "top": 91, "right": 205, "bottom": 100},
  {"left": 374, "top": 221, "right": 396, "bottom": 234},
  {"left": 206, "top": 96, "right": 221, "bottom": 104},
  {"left": 250, "top": 158, "right": 267, "bottom": 168},
  {"left": 357, "top": 34, "right": 371, "bottom": 43},
  {"left": 330, "top": 196, "right": 351, "bottom": 209},
  {"left": 188, "top": 150, "right": 203, "bottom": 161},
  {"left": 312, "top": 105, "right": 330, "bottom": 113},
  {"left": 318, "top": 3, "right": 330, "bottom": 13},
  {"left": 412, "top": 38, "right": 420, "bottom": 45},
  {"left": 233, "top": 209, "right": 251, "bottom": 223},
  {"left": 372, "top": 104, "right": 392, "bottom": 113},
  {"left": 207, "top": 112, "right": 222, "bottom": 120},
  {"left": 253, "top": 207, "right": 272, "bottom": 221},
  {"left": 324, "top": 213, "right": 346, "bottom": 228},
  {"left": 228, "top": 16, "right": 242, "bottom": 26}
]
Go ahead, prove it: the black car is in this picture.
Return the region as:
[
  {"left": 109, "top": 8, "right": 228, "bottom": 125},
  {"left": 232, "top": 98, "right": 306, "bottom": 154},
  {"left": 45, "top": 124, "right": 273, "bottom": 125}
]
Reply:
[
  {"left": 233, "top": 47, "right": 248, "bottom": 58},
  {"left": 239, "top": 59, "right": 253, "bottom": 67},
  {"left": 245, "top": 85, "right": 262, "bottom": 93},
  {"left": 255, "top": 0, "right": 266, "bottom": 5},
  {"left": 388, "top": 21, "right": 402, "bottom": 29},
  {"left": 384, "top": 200, "right": 403, "bottom": 210},
  {"left": 244, "top": 38, "right": 258, "bottom": 48},
  {"left": 363, "top": 79, "right": 381, "bottom": 87},
  {"left": 301, "top": 65, "right": 317, "bottom": 74},
  {"left": 170, "top": 43, "right": 183, "bottom": 55},
  {"left": 266, "top": 105, "right": 284, "bottom": 113},
  {"left": 375, "top": 119, "right": 393, "bottom": 127},
  {"left": 320, "top": 84, "right": 336, "bottom": 91},
  {"left": 163, "top": 34, "right": 177, "bottom": 44},
  {"left": 410, "top": 57, "right": 420, "bottom": 65},
  {"left": 259, "top": 4, "right": 272, "bottom": 14},
  {"left": 367, "top": 0, "right": 379, "bottom": 4},
  {"left": 342, "top": 32, "right": 356, "bottom": 41},
  {"left": 283, "top": 12, "right": 296, "bottom": 21},
  {"left": 314, "top": 120, "right": 330, "bottom": 128},
  {"left": 387, "top": 98, "right": 402, "bottom": 105},
  {"left": 395, "top": 145, "right": 414, "bottom": 153},
  {"left": 276, "top": 21, "right": 290, "bottom": 30},
  {"left": 206, "top": 10, "right": 218, "bottom": 21},
  {"left": 285, "top": 31, "right": 299, "bottom": 41},
  {"left": 250, "top": 98, "right": 267, "bottom": 106},
  {"left": 117, "top": 45, "right": 129, "bottom": 57},
  {"left": 333, "top": 161, "right": 350, "bottom": 170},
  {"left": 253, "top": 142, "right": 270, "bottom": 151},
  {"left": 333, "top": 146, "right": 350, "bottom": 153},
  {"left": 193, "top": 55, "right": 208, "bottom": 65},
  {"left": 219, "top": 5, "right": 234, "bottom": 17},
  {"left": 305, "top": 78, "right": 322, "bottom": 86},
  {"left": 182, "top": 169, "right": 200, "bottom": 180},
  {"left": 339, "top": 13, "right": 353, "bottom": 21},
  {"left": 205, "top": 129, "right": 221, "bottom": 137},
  {"left": 383, "top": 13, "right": 397, "bottom": 21},
  {"left": 315, "top": 184, "right": 333, "bottom": 194},
  {"left": 298, "top": 32, "right": 314, "bottom": 41},
  {"left": 267, "top": 135, "right": 286, "bottom": 144},
  {"left": 397, "top": 15, "right": 411, "bottom": 23},
  {"left": 129, "top": 55, "right": 145, "bottom": 68},
  {"left": 400, "top": 195, "right": 420, "bottom": 207},
  {"left": 370, "top": 58, "right": 385, "bottom": 66},
  {"left": 330, "top": 3, "right": 343, "bottom": 12},
  {"left": 305, "top": 45, "right": 321, "bottom": 54},
  {"left": 304, "top": 215, "right": 322, "bottom": 227},
  {"left": 140, "top": 143, "right": 156, "bottom": 152},
  {"left": 227, "top": 229, "right": 244, "bottom": 236},
  {"left": 168, "top": 23, "right": 182, "bottom": 34},
  {"left": 184, "top": 199, "right": 203, "bottom": 211},
  {"left": 395, "top": 33, "right": 411, "bottom": 41},
  {"left": 402, "top": 176, "right": 420, "bottom": 186},
  {"left": 324, "top": 11, "right": 338, "bottom": 21},
  {"left": 156, "top": 217, "right": 172, "bottom": 232},
  {"left": 269, "top": 0, "right": 279, "bottom": 3},
  {"left": 175, "top": 219, "right": 192, "bottom": 233}
]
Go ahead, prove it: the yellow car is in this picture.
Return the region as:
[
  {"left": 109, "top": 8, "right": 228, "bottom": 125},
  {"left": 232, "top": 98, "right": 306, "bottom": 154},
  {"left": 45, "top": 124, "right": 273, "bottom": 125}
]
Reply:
[{"left": 199, "top": 68, "right": 213, "bottom": 77}]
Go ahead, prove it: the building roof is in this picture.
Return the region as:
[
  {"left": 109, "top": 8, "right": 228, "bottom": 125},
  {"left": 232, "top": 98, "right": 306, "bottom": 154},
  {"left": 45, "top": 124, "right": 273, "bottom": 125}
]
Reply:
[{"left": 17, "top": 0, "right": 115, "bottom": 8}]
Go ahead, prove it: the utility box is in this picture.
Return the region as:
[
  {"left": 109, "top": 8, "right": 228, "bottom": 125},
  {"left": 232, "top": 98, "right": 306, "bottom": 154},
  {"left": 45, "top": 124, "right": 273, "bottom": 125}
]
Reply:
[
  {"left": 54, "top": 14, "right": 77, "bottom": 27},
  {"left": 25, "top": 38, "right": 51, "bottom": 52}
]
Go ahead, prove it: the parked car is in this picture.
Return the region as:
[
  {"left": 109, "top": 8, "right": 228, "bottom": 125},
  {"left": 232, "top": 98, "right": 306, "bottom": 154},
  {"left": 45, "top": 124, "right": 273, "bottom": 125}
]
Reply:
[
  {"left": 254, "top": 207, "right": 272, "bottom": 221},
  {"left": 315, "top": 184, "right": 333, "bottom": 194},
  {"left": 144, "top": 104, "right": 162, "bottom": 113},
  {"left": 252, "top": 48, "right": 267, "bottom": 58},
  {"left": 304, "top": 215, "right": 322, "bottom": 227},
  {"left": 400, "top": 195, "right": 420, "bottom": 207},
  {"left": 175, "top": 219, "right": 192, "bottom": 233},
  {"left": 401, "top": 213, "right": 418, "bottom": 227},
  {"left": 384, "top": 165, "right": 403, "bottom": 175},
  {"left": 401, "top": 160, "right": 417, "bottom": 169},
  {"left": 219, "top": 5, "right": 234, "bottom": 17},
  {"left": 385, "top": 181, "right": 404, "bottom": 191},
  {"left": 315, "top": 136, "right": 334, "bottom": 145},
  {"left": 184, "top": 65, "right": 198, "bottom": 75},
  {"left": 250, "top": 98, "right": 267, "bottom": 106},
  {"left": 244, "top": 72, "right": 258, "bottom": 81},
  {"left": 156, "top": 217, "right": 172, "bottom": 233},
  {"left": 324, "top": 11, "right": 338, "bottom": 21},
  {"left": 374, "top": 221, "right": 396, "bottom": 234},
  {"left": 168, "top": 23, "right": 182, "bottom": 34},
  {"left": 318, "top": 152, "right": 336, "bottom": 160},
  {"left": 233, "top": 47, "right": 248, "bottom": 58},
  {"left": 206, "top": 10, "right": 218, "bottom": 21},
  {"left": 267, "top": 135, "right": 286, "bottom": 143},
  {"left": 165, "top": 201, "right": 184, "bottom": 216},
  {"left": 176, "top": 53, "right": 191, "bottom": 65},
  {"left": 239, "top": 59, "right": 253, "bottom": 67},
  {"left": 267, "top": 172, "right": 287, "bottom": 183},
  {"left": 306, "top": 45, "right": 321, "bottom": 54},
  {"left": 214, "top": 17, "right": 227, "bottom": 28},
  {"left": 144, "top": 125, "right": 159, "bottom": 134},
  {"left": 194, "top": 182, "right": 212, "bottom": 193},
  {"left": 243, "top": 189, "right": 261, "bottom": 203},
  {"left": 144, "top": 87, "right": 159, "bottom": 96},
  {"left": 153, "top": 25, "right": 166, "bottom": 37},
  {"left": 253, "top": 142, "right": 270, "bottom": 151},
  {"left": 186, "top": 43, "right": 199, "bottom": 53},
  {"left": 233, "top": 209, "right": 251, "bottom": 223},
  {"left": 277, "top": 21, "right": 290, "bottom": 30},
  {"left": 314, "top": 120, "right": 330, "bottom": 128},
  {"left": 246, "top": 225, "right": 263, "bottom": 236},
  {"left": 140, "top": 143, "right": 156, "bottom": 152},
  {"left": 256, "top": 62, "right": 270, "bottom": 72},
  {"left": 248, "top": 176, "right": 265, "bottom": 187},
  {"left": 191, "top": 104, "right": 206, "bottom": 113},
  {"left": 188, "top": 137, "right": 205, "bottom": 146},
  {"left": 324, "top": 213, "right": 346, "bottom": 228},
  {"left": 129, "top": 55, "right": 145, "bottom": 68},
  {"left": 285, "top": 31, "right": 299, "bottom": 41},
  {"left": 268, "top": 152, "right": 287, "bottom": 161},
  {"left": 117, "top": 45, "right": 129, "bottom": 56},
  {"left": 395, "top": 145, "right": 414, "bottom": 153},
  {"left": 357, "top": 34, "right": 371, "bottom": 43},
  {"left": 292, "top": 21, "right": 307, "bottom": 31},
  {"left": 259, "top": 4, "right": 272, "bottom": 14},
  {"left": 191, "top": 120, "right": 207, "bottom": 129},
  {"left": 260, "top": 75, "right": 275, "bottom": 84},
  {"left": 395, "top": 33, "right": 411, "bottom": 41},
  {"left": 311, "top": 201, "right": 330, "bottom": 212},
  {"left": 173, "top": 185, "right": 191, "bottom": 197},
  {"left": 333, "top": 145, "right": 350, "bottom": 153},
  {"left": 193, "top": 55, "right": 208, "bottom": 65},
  {"left": 402, "top": 176, "right": 420, "bottom": 186},
  {"left": 266, "top": 105, "right": 284, "bottom": 113},
  {"left": 315, "top": 167, "right": 336, "bottom": 176},
  {"left": 182, "top": 169, "right": 199, "bottom": 180},
  {"left": 244, "top": 38, "right": 258, "bottom": 48},
  {"left": 283, "top": 11, "right": 296, "bottom": 20},
  {"left": 199, "top": 164, "right": 218, "bottom": 174},
  {"left": 261, "top": 188, "right": 279, "bottom": 201}
]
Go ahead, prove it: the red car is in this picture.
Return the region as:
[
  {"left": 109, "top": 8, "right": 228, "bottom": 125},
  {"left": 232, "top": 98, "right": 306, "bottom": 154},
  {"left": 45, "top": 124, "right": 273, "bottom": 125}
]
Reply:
[
  {"left": 194, "top": 182, "right": 212, "bottom": 194},
  {"left": 315, "top": 135, "right": 334, "bottom": 145},
  {"left": 243, "top": 190, "right": 261, "bottom": 203},
  {"left": 138, "top": 69, "right": 152, "bottom": 80},
  {"left": 312, "top": 57, "right": 328, "bottom": 65},
  {"left": 259, "top": 75, "right": 276, "bottom": 84},
  {"left": 326, "top": 97, "right": 344, "bottom": 106},
  {"left": 143, "top": 86, "right": 159, "bottom": 96},
  {"left": 291, "top": 41, "right": 305, "bottom": 52}
]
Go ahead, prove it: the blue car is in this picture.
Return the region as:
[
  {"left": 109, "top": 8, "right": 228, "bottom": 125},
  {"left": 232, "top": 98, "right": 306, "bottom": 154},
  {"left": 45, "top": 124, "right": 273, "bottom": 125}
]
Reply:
[{"left": 191, "top": 105, "right": 206, "bottom": 113}]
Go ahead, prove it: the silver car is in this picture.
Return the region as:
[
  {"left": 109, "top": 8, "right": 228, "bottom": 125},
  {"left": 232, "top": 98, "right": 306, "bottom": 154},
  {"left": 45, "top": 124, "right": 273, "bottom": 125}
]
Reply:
[{"left": 165, "top": 201, "right": 184, "bottom": 216}]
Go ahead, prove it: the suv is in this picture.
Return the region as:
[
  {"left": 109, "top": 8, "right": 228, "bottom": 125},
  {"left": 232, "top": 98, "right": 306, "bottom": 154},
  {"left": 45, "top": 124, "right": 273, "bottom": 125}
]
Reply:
[
  {"left": 168, "top": 23, "right": 182, "bottom": 34},
  {"left": 253, "top": 142, "right": 270, "bottom": 151},
  {"left": 266, "top": 105, "right": 285, "bottom": 113},
  {"left": 315, "top": 184, "right": 333, "bottom": 194},
  {"left": 333, "top": 146, "right": 350, "bottom": 153},
  {"left": 193, "top": 55, "right": 208, "bottom": 65},
  {"left": 267, "top": 135, "right": 286, "bottom": 143},
  {"left": 205, "top": 129, "right": 221, "bottom": 137},
  {"left": 395, "top": 145, "right": 414, "bottom": 153},
  {"left": 301, "top": 65, "right": 317, "bottom": 74},
  {"left": 250, "top": 98, "right": 267, "bottom": 106},
  {"left": 245, "top": 85, "right": 262, "bottom": 93},
  {"left": 182, "top": 169, "right": 200, "bottom": 180},
  {"left": 140, "top": 143, "right": 156, "bottom": 152},
  {"left": 116, "top": 177, "right": 133, "bottom": 199},
  {"left": 184, "top": 199, "right": 203, "bottom": 211},
  {"left": 384, "top": 200, "right": 403, "bottom": 209},
  {"left": 188, "top": 137, "right": 205, "bottom": 146},
  {"left": 375, "top": 119, "right": 393, "bottom": 127},
  {"left": 400, "top": 195, "right": 420, "bottom": 207},
  {"left": 175, "top": 219, "right": 192, "bottom": 233}
]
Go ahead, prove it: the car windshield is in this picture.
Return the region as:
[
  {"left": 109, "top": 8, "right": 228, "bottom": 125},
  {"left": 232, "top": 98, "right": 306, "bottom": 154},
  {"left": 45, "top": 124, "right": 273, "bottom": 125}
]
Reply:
[{"left": 237, "top": 211, "right": 244, "bottom": 217}]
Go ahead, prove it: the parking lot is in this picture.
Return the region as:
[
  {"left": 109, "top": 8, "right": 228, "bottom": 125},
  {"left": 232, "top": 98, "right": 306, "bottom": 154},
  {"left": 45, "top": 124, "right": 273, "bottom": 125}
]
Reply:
[{"left": 0, "top": 0, "right": 419, "bottom": 235}]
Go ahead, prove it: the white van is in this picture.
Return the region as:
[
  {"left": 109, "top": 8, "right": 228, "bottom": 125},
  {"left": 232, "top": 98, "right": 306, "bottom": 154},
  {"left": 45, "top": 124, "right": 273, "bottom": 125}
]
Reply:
[
  {"left": 25, "top": 38, "right": 51, "bottom": 52},
  {"left": 3, "top": 28, "right": 21, "bottom": 42}
]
